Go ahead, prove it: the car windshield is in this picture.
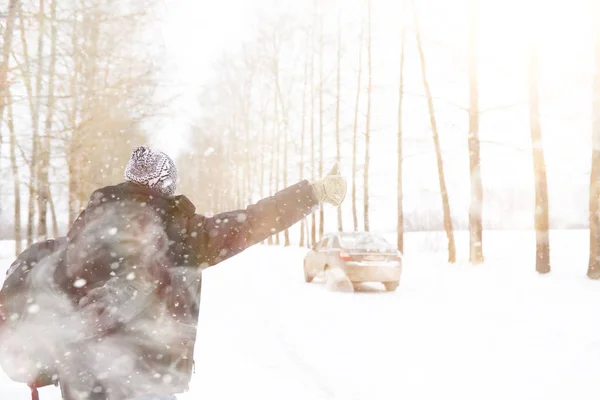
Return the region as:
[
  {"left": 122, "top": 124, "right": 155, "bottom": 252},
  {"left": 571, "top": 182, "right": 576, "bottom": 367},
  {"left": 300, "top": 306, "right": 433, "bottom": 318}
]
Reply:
[{"left": 339, "top": 233, "right": 394, "bottom": 251}]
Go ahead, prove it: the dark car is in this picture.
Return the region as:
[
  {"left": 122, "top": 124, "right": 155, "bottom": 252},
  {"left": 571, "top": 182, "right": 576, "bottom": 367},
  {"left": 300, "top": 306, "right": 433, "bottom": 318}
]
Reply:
[{"left": 303, "top": 232, "right": 402, "bottom": 291}]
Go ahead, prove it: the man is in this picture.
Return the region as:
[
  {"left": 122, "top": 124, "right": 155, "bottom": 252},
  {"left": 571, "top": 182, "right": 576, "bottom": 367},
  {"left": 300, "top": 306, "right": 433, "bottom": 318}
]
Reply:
[{"left": 4, "top": 145, "right": 346, "bottom": 400}]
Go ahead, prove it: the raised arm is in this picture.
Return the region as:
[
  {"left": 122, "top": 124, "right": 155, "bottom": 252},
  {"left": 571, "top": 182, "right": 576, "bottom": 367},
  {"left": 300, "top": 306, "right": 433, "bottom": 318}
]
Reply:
[
  {"left": 187, "top": 180, "right": 317, "bottom": 267},
  {"left": 187, "top": 164, "right": 347, "bottom": 268}
]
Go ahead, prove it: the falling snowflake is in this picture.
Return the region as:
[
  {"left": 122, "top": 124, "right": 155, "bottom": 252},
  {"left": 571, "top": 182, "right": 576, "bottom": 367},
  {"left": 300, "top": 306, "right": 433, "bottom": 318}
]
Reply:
[
  {"left": 73, "top": 278, "right": 87, "bottom": 288},
  {"left": 27, "top": 304, "right": 40, "bottom": 314}
]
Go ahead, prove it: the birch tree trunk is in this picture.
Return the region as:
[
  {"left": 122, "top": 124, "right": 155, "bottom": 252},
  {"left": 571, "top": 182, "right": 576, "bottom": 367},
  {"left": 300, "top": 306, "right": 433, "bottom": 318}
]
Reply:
[
  {"left": 335, "top": 11, "right": 343, "bottom": 232},
  {"left": 318, "top": 8, "right": 325, "bottom": 239},
  {"left": 299, "top": 30, "right": 309, "bottom": 247},
  {"left": 0, "top": 0, "right": 18, "bottom": 122},
  {"left": 7, "top": 94, "right": 22, "bottom": 255},
  {"left": 68, "top": 13, "right": 80, "bottom": 226},
  {"left": 414, "top": 5, "right": 456, "bottom": 263},
  {"left": 397, "top": 12, "right": 406, "bottom": 254},
  {"left": 38, "top": 0, "right": 59, "bottom": 240},
  {"left": 274, "top": 75, "right": 281, "bottom": 246},
  {"left": 352, "top": 25, "right": 364, "bottom": 232},
  {"left": 468, "top": 0, "right": 484, "bottom": 264},
  {"left": 19, "top": 1, "right": 45, "bottom": 246},
  {"left": 364, "top": 0, "right": 373, "bottom": 232},
  {"left": 588, "top": 0, "right": 600, "bottom": 279},
  {"left": 310, "top": 11, "right": 317, "bottom": 247},
  {"left": 528, "top": 45, "right": 551, "bottom": 274},
  {"left": 268, "top": 105, "right": 276, "bottom": 246},
  {"left": 0, "top": 0, "right": 19, "bottom": 223}
]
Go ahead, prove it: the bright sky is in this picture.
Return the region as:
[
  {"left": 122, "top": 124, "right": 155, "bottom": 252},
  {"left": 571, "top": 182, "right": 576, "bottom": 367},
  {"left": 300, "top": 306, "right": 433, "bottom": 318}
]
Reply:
[
  {"left": 153, "top": 0, "right": 595, "bottom": 193},
  {"left": 153, "top": 0, "right": 281, "bottom": 156}
]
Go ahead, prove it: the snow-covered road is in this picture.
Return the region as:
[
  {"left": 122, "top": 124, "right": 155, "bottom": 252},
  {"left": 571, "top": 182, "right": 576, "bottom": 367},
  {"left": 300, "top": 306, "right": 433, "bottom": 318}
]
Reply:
[{"left": 1, "top": 231, "right": 600, "bottom": 400}]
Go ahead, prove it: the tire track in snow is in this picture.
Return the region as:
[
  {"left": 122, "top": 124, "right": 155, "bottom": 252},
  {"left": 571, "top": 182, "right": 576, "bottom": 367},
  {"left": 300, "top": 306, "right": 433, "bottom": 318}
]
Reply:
[
  {"left": 260, "top": 314, "right": 341, "bottom": 400},
  {"left": 251, "top": 249, "right": 343, "bottom": 400}
]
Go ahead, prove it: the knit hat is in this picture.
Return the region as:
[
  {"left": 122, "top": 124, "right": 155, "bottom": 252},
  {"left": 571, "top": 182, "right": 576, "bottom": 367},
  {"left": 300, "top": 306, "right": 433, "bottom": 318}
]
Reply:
[{"left": 124, "top": 146, "right": 178, "bottom": 196}]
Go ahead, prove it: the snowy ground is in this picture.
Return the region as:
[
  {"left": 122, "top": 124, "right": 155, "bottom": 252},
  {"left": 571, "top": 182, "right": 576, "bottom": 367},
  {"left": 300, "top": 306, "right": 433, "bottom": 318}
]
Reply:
[{"left": 0, "top": 230, "right": 599, "bottom": 400}]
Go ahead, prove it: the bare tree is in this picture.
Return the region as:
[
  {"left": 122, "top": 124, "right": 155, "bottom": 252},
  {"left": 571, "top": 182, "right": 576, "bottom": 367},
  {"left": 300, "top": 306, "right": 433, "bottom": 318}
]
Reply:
[
  {"left": 364, "top": 0, "right": 373, "bottom": 232},
  {"left": 335, "top": 10, "right": 343, "bottom": 232},
  {"left": 276, "top": 70, "right": 291, "bottom": 246},
  {"left": 260, "top": 107, "right": 267, "bottom": 201},
  {"left": 397, "top": 8, "right": 406, "bottom": 254},
  {"left": 65, "top": 1, "right": 161, "bottom": 211},
  {"left": 68, "top": 11, "right": 80, "bottom": 226},
  {"left": 305, "top": 214, "right": 311, "bottom": 248},
  {"left": 17, "top": 0, "right": 46, "bottom": 246},
  {"left": 528, "top": 44, "right": 551, "bottom": 274},
  {"left": 7, "top": 93, "right": 21, "bottom": 255},
  {"left": 352, "top": 23, "right": 364, "bottom": 232},
  {"left": 274, "top": 85, "right": 281, "bottom": 246},
  {"left": 468, "top": 0, "right": 484, "bottom": 264},
  {"left": 0, "top": 0, "right": 18, "bottom": 122},
  {"left": 268, "top": 103, "right": 276, "bottom": 245},
  {"left": 33, "top": 0, "right": 46, "bottom": 241},
  {"left": 0, "top": 0, "right": 17, "bottom": 223},
  {"left": 310, "top": 8, "right": 317, "bottom": 246},
  {"left": 589, "top": 7, "right": 600, "bottom": 279},
  {"left": 242, "top": 60, "right": 253, "bottom": 207},
  {"left": 244, "top": 111, "right": 252, "bottom": 207},
  {"left": 3, "top": 0, "right": 163, "bottom": 243},
  {"left": 38, "top": 0, "right": 59, "bottom": 240},
  {"left": 318, "top": 5, "right": 325, "bottom": 239},
  {"left": 48, "top": 191, "right": 58, "bottom": 238},
  {"left": 299, "top": 29, "right": 310, "bottom": 247},
  {"left": 413, "top": 4, "right": 456, "bottom": 263}
]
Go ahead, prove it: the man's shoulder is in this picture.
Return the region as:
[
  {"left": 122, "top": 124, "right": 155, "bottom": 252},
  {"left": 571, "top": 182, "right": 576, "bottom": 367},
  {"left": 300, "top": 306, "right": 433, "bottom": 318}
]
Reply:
[
  {"left": 88, "top": 182, "right": 167, "bottom": 203},
  {"left": 172, "top": 195, "right": 196, "bottom": 217},
  {"left": 86, "top": 183, "right": 130, "bottom": 204},
  {"left": 86, "top": 183, "right": 198, "bottom": 218}
]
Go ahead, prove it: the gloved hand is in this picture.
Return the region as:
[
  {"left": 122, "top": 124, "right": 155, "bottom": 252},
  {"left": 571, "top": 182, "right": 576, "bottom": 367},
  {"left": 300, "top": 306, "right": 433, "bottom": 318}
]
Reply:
[{"left": 311, "top": 163, "right": 347, "bottom": 207}]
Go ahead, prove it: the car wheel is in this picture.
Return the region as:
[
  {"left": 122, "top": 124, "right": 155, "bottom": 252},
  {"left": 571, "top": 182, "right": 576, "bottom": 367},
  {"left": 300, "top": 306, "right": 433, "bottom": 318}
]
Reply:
[
  {"left": 303, "top": 262, "right": 313, "bottom": 283},
  {"left": 325, "top": 266, "right": 354, "bottom": 293},
  {"left": 383, "top": 282, "right": 399, "bottom": 291}
]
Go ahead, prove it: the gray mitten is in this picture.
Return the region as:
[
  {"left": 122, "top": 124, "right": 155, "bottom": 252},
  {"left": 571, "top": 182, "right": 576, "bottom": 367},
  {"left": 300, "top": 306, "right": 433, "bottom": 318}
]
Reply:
[{"left": 311, "top": 163, "right": 347, "bottom": 207}]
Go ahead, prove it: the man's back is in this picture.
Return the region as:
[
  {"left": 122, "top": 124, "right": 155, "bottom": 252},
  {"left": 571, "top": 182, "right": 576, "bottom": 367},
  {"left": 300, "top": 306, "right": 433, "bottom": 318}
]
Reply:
[{"left": 57, "top": 182, "right": 202, "bottom": 399}]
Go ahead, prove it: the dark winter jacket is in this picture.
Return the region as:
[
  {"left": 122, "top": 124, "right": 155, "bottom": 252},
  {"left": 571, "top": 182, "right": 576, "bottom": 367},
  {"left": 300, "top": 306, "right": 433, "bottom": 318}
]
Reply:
[
  {"left": 0, "top": 237, "right": 67, "bottom": 390},
  {"left": 54, "top": 180, "right": 318, "bottom": 398},
  {"left": 66, "top": 180, "right": 317, "bottom": 268}
]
